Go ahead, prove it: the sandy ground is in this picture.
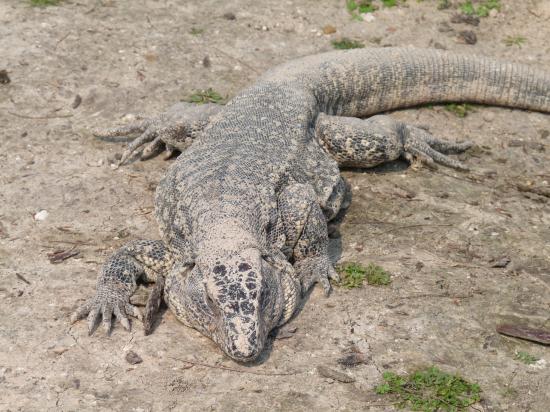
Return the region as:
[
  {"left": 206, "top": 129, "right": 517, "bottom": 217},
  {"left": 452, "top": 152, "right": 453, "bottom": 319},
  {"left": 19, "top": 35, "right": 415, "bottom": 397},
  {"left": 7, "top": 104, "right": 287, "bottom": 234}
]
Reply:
[{"left": 1, "top": 0, "right": 549, "bottom": 411}]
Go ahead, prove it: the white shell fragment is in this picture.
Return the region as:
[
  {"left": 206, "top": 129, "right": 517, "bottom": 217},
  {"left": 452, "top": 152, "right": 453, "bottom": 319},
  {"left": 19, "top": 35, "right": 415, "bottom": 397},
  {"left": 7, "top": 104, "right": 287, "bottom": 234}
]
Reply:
[{"left": 34, "top": 210, "right": 49, "bottom": 221}]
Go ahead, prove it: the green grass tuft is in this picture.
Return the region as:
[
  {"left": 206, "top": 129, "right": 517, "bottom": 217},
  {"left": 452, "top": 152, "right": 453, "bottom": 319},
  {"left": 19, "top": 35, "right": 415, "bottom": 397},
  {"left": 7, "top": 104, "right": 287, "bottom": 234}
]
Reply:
[
  {"left": 381, "top": 0, "right": 398, "bottom": 7},
  {"left": 331, "top": 38, "right": 365, "bottom": 50},
  {"left": 445, "top": 103, "right": 475, "bottom": 118},
  {"left": 186, "top": 88, "right": 225, "bottom": 105},
  {"left": 30, "top": 0, "right": 60, "bottom": 6},
  {"left": 346, "top": 0, "right": 401, "bottom": 20},
  {"left": 365, "top": 263, "right": 392, "bottom": 285},
  {"left": 437, "top": 0, "right": 451, "bottom": 10},
  {"left": 336, "top": 262, "right": 391, "bottom": 288},
  {"left": 190, "top": 27, "right": 204, "bottom": 36},
  {"left": 503, "top": 35, "right": 526, "bottom": 48},
  {"left": 337, "top": 263, "right": 367, "bottom": 288},
  {"left": 375, "top": 366, "right": 481, "bottom": 411},
  {"left": 460, "top": 0, "right": 500, "bottom": 17},
  {"left": 514, "top": 351, "right": 539, "bottom": 365}
]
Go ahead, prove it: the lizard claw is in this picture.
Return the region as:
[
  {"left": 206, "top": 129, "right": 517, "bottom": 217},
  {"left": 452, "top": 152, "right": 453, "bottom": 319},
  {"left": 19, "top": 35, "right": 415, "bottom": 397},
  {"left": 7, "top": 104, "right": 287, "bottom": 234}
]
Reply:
[
  {"left": 403, "top": 125, "right": 473, "bottom": 170},
  {"left": 295, "top": 256, "right": 339, "bottom": 296},
  {"left": 92, "top": 102, "right": 221, "bottom": 166},
  {"left": 93, "top": 113, "right": 187, "bottom": 166},
  {"left": 71, "top": 296, "right": 142, "bottom": 335}
]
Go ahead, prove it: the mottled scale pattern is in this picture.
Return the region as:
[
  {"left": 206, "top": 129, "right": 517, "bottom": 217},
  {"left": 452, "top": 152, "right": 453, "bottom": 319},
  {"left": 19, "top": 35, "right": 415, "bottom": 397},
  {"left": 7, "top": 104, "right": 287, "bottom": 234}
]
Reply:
[{"left": 75, "top": 48, "right": 550, "bottom": 362}]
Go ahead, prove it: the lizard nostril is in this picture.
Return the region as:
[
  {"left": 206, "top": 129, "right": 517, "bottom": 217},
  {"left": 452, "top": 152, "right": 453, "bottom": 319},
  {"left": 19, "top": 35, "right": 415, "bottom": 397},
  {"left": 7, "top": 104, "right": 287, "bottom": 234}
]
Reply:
[{"left": 205, "top": 293, "right": 215, "bottom": 307}]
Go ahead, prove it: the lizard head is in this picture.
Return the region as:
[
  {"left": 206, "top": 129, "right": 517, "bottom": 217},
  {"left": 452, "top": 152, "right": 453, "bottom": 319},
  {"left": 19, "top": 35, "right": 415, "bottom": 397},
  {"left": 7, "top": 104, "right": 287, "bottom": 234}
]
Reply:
[{"left": 200, "top": 248, "right": 283, "bottom": 362}]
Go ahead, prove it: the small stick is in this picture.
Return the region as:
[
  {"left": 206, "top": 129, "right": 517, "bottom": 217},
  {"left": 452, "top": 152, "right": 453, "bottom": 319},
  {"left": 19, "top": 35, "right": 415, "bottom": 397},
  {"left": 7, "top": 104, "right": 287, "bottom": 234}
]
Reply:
[
  {"left": 377, "top": 223, "right": 452, "bottom": 235},
  {"left": 7, "top": 111, "right": 73, "bottom": 119},
  {"left": 211, "top": 46, "right": 261, "bottom": 74},
  {"left": 170, "top": 357, "right": 300, "bottom": 376},
  {"left": 15, "top": 273, "right": 31, "bottom": 285},
  {"left": 55, "top": 32, "right": 71, "bottom": 49},
  {"left": 397, "top": 292, "right": 473, "bottom": 300}
]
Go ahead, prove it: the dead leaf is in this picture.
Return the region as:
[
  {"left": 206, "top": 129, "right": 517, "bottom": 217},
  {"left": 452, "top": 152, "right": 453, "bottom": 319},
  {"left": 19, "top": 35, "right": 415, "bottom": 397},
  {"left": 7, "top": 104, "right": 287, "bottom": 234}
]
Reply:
[
  {"left": 337, "top": 352, "right": 367, "bottom": 368},
  {"left": 47, "top": 248, "right": 80, "bottom": 264},
  {"left": 317, "top": 366, "right": 355, "bottom": 383},
  {"left": 490, "top": 257, "right": 511, "bottom": 268}
]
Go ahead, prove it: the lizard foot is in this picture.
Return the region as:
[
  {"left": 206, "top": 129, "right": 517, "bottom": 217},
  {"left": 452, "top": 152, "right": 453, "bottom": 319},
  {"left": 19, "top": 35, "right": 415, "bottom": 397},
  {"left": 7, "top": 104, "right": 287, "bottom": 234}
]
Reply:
[
  {"left": 295, "top": 256, "right": 340, "bottom": 296},
  {"left": 92, "top": 111, "right": 185, "bottom": 166},
  {"left": 403, "top": 124, "right": 473, "bottom": 170},
  {"left": 92, "top": 102, "right": 221, "bottom": 166},
  {"left": 71, "top": 290, "right": 143, "bottom": 335}
]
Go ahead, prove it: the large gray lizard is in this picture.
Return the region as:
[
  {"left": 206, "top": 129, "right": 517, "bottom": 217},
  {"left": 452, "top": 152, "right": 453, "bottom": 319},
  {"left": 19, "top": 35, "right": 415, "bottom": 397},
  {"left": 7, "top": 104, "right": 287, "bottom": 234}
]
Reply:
[{"left": 71, "top": 48, "right": 550, "bottom": 362}]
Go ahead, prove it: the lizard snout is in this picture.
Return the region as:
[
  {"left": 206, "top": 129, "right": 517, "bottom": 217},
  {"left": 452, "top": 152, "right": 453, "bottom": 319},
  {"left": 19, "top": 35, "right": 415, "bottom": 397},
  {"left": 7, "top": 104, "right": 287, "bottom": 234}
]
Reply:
[{"left": 221, "top": 316, "right": 265, "bottom": 362}]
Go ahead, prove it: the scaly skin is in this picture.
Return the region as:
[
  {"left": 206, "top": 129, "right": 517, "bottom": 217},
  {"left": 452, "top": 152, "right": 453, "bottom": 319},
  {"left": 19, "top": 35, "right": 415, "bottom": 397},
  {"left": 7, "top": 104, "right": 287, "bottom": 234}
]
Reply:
[{"left": 72, "top": 48, "right": 550, "bottom": 362}]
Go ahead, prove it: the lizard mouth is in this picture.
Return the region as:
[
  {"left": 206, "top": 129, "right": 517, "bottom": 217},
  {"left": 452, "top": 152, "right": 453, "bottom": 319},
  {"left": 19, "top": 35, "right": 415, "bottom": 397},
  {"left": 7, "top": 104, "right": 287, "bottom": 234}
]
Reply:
[{"left": 220, "top": 323, "right": 266, "bottom": 362}]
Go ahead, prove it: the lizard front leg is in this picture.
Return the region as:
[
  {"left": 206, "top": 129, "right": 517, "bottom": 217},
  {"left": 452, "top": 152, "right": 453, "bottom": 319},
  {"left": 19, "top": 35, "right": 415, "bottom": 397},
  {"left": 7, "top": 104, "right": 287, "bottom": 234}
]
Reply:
[
  {"left": 315, "top": 113, "right": 473, "bottom": 170},
  {"left": 278, "top": 184, "right": 339, "bottom": 296},
  {"left": 93, "top": 102, "right": 222, "bottom": 166},
  {"left": 71, "top": 240, "right": 174, "bottom": 334}
]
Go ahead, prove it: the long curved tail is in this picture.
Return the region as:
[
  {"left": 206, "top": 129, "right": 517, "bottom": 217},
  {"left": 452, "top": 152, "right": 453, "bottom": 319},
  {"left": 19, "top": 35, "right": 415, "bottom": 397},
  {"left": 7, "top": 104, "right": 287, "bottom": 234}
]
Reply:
[{"left": 267, "top": 48, "right": 550, "bottom": 117}]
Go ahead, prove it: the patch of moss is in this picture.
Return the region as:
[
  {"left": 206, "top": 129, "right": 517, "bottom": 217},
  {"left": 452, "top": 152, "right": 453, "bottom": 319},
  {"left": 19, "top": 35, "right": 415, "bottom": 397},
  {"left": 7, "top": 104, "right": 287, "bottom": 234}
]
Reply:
[
  {"left": 445, "top": 103, "right": 475, "bottom": 118},
  {"left": 514, "top": 351, "right": 539, "bottom": 365},
  {"left": 375, "top": 366, "right": 481, "bottom": 411},
  {"left": 30, "top": 0, "right": 61, "bottom": 6},
  {"left": 331, "top": 38, "right": 365, "bottom": 50},
  {"left": 190, "top": 27, "right": 204, "bottom": 36}
]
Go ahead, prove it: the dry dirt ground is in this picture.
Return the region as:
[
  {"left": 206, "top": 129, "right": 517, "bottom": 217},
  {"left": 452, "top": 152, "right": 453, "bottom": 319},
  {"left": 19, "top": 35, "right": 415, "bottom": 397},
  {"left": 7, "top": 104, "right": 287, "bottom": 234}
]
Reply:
[{"left": 1, "top": 0, "right": 549, "bottom": 411}]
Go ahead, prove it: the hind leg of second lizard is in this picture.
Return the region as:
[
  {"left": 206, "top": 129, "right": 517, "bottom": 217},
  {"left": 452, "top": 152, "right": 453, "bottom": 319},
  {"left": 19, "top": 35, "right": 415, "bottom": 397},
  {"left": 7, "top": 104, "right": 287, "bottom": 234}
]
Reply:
[
  {"left": 93, "top": 102, "right": 222, "bottom": 166},
  {"left": 314, "top": 113, "right": 473, "bottom": 170},
  {"left": 71, "top": 240, "right": 174, "bottom": 335}
]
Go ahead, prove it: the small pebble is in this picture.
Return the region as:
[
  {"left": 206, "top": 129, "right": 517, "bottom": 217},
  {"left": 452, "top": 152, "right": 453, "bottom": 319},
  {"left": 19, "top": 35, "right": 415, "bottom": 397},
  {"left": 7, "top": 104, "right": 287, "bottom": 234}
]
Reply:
[
  {"left": 322, "top": 25, "right": 336, "bottom": 35},
  {"left": 71, "top": 94, "right": 82, "bottom": 109},
  {"left": 458, "top": 30, "right": 477, "bottom": 45},
  {"left": 0, "top": 69, "right": 10, "bottom": 84},
  {"left": 222, "top": 12, "right": 236, "bottom": 20},
  {"left": 52, "top": 347, "right": 69, "bottom": 355},
  {"left": 125, "top": 350, "right": 143, "bottom": 365},
  {"left": 363, "top": 13, "right": 376, "bottom": 23},
  {"left": 34, "top": 210, "right": 49, "bottom": 221}
]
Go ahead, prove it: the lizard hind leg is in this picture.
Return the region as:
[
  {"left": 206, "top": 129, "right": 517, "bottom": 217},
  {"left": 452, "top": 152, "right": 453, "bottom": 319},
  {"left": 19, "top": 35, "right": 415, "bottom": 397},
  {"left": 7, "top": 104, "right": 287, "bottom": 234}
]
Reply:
[
  {"left": 315, "top": 113, "right": 473, "bottom": 170},
  {"left": 71, "top": 240, "right": 174, "bottom": 335}
]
